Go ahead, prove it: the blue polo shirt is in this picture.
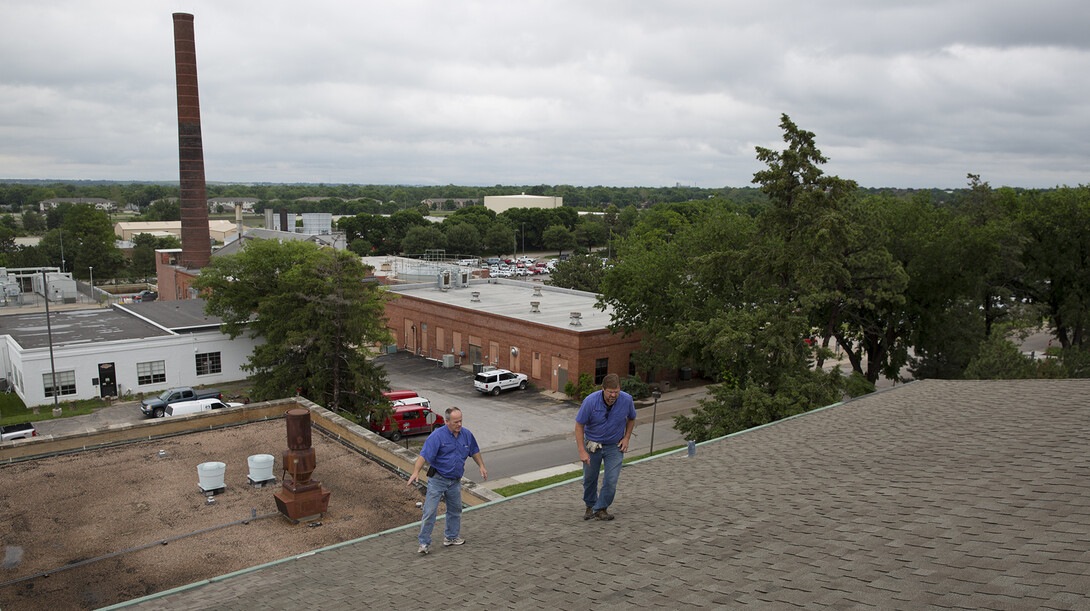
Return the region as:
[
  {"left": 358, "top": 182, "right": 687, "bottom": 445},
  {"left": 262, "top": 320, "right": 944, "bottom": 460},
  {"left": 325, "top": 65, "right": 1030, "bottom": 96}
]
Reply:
[
  {"left": 419, "top": 425, "right": 480, "bottom": 480},
  {"left": 575, "top": 389, "right": 637, "bottom": 445}
]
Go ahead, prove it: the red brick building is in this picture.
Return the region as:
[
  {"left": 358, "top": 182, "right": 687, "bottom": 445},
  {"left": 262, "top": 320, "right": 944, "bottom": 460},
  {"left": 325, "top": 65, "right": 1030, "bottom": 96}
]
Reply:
[{"left": 384, "top": 279, "right": 643, "bottom": 393}]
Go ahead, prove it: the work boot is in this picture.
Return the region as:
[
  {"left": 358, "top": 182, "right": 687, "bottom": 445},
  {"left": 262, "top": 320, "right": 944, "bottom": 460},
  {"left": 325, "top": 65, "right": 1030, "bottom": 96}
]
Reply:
[
  {"left": 584, "top": 506, "right": 594, "bottom": 520},
  {"left": 594, "top": 508, "right": 614, "bottom": 521}
]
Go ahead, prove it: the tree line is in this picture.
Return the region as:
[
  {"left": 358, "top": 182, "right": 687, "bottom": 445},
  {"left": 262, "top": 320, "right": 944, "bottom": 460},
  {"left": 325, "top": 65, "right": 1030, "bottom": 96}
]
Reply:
[{"left": 579, "top": 114, "right": 1088, "bottom": 441}]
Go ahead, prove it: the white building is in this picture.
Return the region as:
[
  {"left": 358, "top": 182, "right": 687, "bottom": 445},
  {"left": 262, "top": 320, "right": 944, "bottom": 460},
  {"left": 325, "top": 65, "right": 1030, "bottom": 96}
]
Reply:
[
  {"left": 0, "top": 300, "right": 260, "bottom": 407},
  {"left": 483, "top": 194, "right": 563, "bottom": 214}
]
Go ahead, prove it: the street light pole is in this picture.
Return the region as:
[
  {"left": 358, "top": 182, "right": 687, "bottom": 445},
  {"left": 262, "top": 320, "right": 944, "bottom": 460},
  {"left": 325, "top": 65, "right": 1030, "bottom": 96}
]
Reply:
[
  {"left": 650, "top": 389, "right": 661, "bottom": 456},
  {"left": 88, "top": 266, "right": 93, "bottom": 304}
]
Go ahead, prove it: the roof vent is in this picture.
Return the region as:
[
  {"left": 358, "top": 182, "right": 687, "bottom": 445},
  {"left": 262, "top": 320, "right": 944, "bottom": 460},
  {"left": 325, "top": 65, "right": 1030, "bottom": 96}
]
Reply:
[
  {"left": 197, "top": 461, "right": 226, "bottom": 494},
  {"left": 471, "top": 291, "right": 480, "bottom": 302},
  {"left": 530, "top": 301, "right": 540, "bottom": 313},
  {"left": 532, "top": 286, "right": 543, "bottom": 297},
  {"left": 569, "top": 312, "right": 582, "bottom": 326}
]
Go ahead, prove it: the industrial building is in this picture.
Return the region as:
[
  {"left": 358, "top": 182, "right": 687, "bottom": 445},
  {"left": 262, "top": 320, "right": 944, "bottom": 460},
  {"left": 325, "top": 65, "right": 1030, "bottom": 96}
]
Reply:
[
  {"left": 483, "top": 194, "right": 563, "bottom": 213},
  {"left": 383, "top": 277, "right": 642, "bottom": 393},
  {"left": 0, "top": 299, "right": 260, "bottom": 408}
]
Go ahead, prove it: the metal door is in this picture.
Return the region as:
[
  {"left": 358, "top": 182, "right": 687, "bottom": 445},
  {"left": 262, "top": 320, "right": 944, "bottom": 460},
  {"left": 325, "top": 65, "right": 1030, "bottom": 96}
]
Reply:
[{"left": 98, "top": 362, "right": 117, "bottom": 397}]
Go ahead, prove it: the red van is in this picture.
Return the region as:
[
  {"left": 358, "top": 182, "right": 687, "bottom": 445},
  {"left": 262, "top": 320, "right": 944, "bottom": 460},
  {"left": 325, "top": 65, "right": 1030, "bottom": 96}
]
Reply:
[{"left": 369, "top": 397, "right": 444, "bottom": 442}]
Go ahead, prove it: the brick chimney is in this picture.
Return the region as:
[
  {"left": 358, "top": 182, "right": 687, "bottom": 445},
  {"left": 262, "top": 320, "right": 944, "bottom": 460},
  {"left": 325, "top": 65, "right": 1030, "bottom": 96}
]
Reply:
[{"left": 173, "top": 13, "right": 211, "bottom": 269}]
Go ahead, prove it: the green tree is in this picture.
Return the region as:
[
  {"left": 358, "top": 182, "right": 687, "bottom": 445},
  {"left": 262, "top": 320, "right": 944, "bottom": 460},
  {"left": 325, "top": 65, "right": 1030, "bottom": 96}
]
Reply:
[
  {"left": 21, "top": 210, "right": 46, "bottom": 233},
  {"left": 129, "top": 234, "right": 181, "bottom": 278},
  {"left": 547, "top": 253, "right": 606, "bottom": 292},
  {"left": 484, "top": 223, "right": 515, "bottom": 256},
  {"left": 401, "top": 225, "right": 446, "bottom": 254},
  {"left": 144, "top": 199, "right": 180, "bottom": 221},
  {"left": 543, "top": 224, "right": 576, "bottom": 256},
  {"left": 1016, "top": 186, "right": 1090, "bottom": 349},
  {"left": 61, "top": 205, "right": 125, "bottom": 279},
  {"left": 192, "top": 240, "right": 392, "bottom": 414},
  {"left": 443, "top": 222, "right": 481, "bottom": 256},
  {"left": 962, "top": 332, "right": 1036, "bottom": 379}
]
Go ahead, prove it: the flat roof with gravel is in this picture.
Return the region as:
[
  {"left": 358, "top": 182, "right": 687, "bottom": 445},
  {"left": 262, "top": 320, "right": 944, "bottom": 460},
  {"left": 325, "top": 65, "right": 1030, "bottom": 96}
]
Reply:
[{"left": 115, "top": 378, "right": 1090, "bottom": 609}]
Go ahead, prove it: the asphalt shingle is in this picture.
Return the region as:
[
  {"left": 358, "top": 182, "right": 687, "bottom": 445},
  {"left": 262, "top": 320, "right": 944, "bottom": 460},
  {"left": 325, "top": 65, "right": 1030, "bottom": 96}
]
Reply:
[{"left": 115, "top": 379, "right": 1090, "bottom": 610}]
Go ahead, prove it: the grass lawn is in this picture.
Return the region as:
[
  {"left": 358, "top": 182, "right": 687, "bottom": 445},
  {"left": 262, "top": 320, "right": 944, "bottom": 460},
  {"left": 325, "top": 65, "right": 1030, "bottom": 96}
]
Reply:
[
  {"left": 0, "top": 392, "right": 101, "bottom": 425},
  {"left": 493, "top": 445, "right": 685, "bottom": 497}
]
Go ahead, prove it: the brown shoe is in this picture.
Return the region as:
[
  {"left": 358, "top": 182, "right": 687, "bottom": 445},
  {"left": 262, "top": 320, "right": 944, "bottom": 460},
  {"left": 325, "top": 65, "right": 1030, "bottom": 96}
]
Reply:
[
  {"left": 584, "top": 506, "right": 594, "bottom": 520},
  {"left": 594, "top": 508, "right": 614, "bottom": 521}
]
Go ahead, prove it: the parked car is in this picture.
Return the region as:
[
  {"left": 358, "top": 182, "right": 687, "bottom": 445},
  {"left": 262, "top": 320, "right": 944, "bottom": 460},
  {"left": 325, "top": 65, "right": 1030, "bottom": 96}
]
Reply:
[
  {"left": 165, "top": 398, "right": 243, "bottom": 417},
  {"left": 135, "top": 290, "right": 158, "bottom": 302},
  {"left": 141, "top": 386, "right": 223, "bottom": 418},
  {"left": 1, "top": 422, "right": 37, "bottom": 442},
  {"left": 369, "top": 397, "right": 444, "bottom": 442},
  {"left": 474, "top": 369, "right": 528, "bottom": 395}
]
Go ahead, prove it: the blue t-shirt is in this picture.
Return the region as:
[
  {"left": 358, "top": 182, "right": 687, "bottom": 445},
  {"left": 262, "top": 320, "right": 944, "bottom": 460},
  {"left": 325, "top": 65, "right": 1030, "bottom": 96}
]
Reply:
[
  {"left": 575, "top": 389, "right": 636, "bottom": 445},
  {"left": 419, "top": 425, "right": 480, "bottom": 480}
]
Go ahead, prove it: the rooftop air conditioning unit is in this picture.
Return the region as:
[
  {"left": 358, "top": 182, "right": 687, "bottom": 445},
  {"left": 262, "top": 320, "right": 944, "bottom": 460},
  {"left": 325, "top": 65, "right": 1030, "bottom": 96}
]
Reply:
[
  {"left": 459, "top": 270, "right": 470, "bottom": 286},
  {"left": 438, "top": 271, "right": 452, "bottom": 289}
]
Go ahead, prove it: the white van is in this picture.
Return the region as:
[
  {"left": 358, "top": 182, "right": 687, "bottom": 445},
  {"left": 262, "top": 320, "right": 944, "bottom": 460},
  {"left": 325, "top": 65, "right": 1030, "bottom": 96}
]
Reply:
[{"left": 165, "top": 398, "right": 243, "bottom": 417}]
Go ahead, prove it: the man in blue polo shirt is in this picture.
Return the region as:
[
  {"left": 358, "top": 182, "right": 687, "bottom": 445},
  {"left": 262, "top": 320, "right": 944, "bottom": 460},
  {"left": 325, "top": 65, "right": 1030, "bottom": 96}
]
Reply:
[
  {"left": 575, "top": 373, "right": 637, "bottom": 521},
  {"left": 407, "top": 407, "right": 487, "bottom": 554}
]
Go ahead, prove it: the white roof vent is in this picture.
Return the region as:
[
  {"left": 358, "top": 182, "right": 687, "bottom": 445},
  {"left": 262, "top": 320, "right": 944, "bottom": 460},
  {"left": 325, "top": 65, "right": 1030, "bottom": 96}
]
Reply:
[
  {"left": 569, "top": 312, "right": 582, "bottom": 326},
  {"left": 471, "top": 291, "right": 481, "bottom": 302},
  {"left": 530, "top": 301, "right": 540, "bottom": 313},
  {"left": 532, "top": 286, "right": 543, "bottom": 297}
]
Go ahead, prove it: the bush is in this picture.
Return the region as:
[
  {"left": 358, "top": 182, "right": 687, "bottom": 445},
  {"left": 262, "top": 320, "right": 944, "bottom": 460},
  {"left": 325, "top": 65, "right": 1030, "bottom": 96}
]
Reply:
[
  {"left": 620, "top": 375, "right": 651, "bottom": 400},
  {"left": 564, "top": 373, "right": 597, "bottom": 400}
]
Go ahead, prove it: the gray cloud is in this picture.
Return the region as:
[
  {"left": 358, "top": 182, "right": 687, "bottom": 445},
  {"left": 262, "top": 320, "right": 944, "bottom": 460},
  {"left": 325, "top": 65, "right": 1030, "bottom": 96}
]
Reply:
[{"left": 1, "top": 0, "right": 1087, "bottom": 188}]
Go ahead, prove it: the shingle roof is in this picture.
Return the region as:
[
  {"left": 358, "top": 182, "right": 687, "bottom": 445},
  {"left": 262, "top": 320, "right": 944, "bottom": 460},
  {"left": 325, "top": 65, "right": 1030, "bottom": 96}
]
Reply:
[{"left": 118, "top": 379, "right": 1090, "bottom": 609}]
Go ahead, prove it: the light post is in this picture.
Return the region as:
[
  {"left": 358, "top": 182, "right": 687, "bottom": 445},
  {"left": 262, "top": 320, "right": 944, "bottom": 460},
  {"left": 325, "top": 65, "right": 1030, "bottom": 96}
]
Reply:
[
  {"left": 649, "top": 389, "right": 661, "bottom": 456},
  {"left": 521, "top": 222, "right": 525, "bottom": 256},
  {"left": 88, "top": 266, "right": 93, "bottom": 303}
]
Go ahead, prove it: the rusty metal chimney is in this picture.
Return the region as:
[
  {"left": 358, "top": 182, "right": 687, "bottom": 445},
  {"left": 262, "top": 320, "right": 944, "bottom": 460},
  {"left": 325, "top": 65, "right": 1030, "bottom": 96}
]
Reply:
[
  {"left": 173, "top": 13, "right": 211, "bottom": 269},
  {"left": 274, "top": 408, "right": 331, "bottom": 522}
]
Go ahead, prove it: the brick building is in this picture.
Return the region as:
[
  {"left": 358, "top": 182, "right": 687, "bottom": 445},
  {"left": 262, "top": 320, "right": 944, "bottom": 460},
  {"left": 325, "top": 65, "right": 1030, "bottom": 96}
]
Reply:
[{"left": 384, "top": 279, "right": 642, "bottom": 393}]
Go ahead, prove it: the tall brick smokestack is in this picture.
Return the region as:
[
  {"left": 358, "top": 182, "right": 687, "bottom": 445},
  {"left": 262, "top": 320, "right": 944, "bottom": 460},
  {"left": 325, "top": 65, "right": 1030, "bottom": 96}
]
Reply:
[{"left": 173, "top": 13, "right": 211, "bottom": 269}]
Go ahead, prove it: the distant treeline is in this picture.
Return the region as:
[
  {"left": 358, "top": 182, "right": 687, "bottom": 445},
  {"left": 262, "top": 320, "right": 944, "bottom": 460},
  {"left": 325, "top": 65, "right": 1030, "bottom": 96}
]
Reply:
[{"left": 0, "top": 180, "right": 997, "bottom": 214}]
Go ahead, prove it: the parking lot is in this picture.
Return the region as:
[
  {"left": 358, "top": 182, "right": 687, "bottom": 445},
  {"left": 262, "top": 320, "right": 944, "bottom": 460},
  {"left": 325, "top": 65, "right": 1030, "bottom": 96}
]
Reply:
[{"left": 376, "top": 350, "right": 578, "bottom": 452}]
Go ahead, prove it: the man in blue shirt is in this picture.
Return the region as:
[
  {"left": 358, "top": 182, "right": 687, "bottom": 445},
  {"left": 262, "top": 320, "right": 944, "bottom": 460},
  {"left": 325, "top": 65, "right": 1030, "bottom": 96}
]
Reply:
[
  {"left": 407, "top": 407, "right": 487, "bottom": 554},
  {"left": 575, "top": 373, "right": 637, "bottom": 521}
]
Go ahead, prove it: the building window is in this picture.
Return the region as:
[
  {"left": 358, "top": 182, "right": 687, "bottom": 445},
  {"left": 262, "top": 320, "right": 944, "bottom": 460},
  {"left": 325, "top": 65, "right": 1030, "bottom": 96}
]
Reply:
[
  {"left": 595, "top": 358, "right": 609, "bottom": 385},
  {"left": 195, "top": 352, "right": 221, "bottom": 376},
  {"left": 43, "top": 370, "right": 76, "bottom": 398},
  {"left": 137, "top": 360, "right": 167, "bottom": 385}
]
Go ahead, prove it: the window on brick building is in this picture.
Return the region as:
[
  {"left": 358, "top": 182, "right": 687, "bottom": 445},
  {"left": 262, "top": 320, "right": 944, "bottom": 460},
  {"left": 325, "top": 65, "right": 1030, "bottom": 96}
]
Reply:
[{"left": 594, "top": 358, "right": 609, "bottom": 385}]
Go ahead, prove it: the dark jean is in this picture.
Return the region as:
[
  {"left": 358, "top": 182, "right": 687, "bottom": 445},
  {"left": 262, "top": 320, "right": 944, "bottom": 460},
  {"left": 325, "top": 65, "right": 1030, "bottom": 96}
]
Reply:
[
  {"left": 418, "top": 474, "right": 462, "bottom": 546},
  {"left": 583, "top": 441, "right": 623, "bottom": 511}
]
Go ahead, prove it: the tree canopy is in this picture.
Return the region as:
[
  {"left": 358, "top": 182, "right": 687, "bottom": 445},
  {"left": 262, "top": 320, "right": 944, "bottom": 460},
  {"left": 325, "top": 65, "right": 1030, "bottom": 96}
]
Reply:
[{"left": 191, "top": 240, "right": 392, "bottom": 414}]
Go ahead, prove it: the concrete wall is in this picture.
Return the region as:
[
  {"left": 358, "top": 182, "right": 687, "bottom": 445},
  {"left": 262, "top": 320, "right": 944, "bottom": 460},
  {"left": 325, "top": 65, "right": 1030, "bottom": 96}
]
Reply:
[{"left": 0, "top": 398, "right": 500, "bottom": 505}]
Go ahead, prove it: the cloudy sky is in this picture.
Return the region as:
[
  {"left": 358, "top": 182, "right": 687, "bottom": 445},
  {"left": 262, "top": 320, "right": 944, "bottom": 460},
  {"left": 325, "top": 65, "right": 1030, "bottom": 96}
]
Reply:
[{"left": 2, "top": 0, "right": 1087, "bottom": 189}]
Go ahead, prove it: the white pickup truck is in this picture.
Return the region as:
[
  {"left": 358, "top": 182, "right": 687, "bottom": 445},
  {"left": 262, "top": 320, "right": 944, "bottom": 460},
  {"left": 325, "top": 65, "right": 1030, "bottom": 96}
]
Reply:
[
  {"left": 165, "top": 398, "right": 244, "bottom": 417},
  {"left": 1, "top": 422, "right": 37, "bottom": 441}
]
